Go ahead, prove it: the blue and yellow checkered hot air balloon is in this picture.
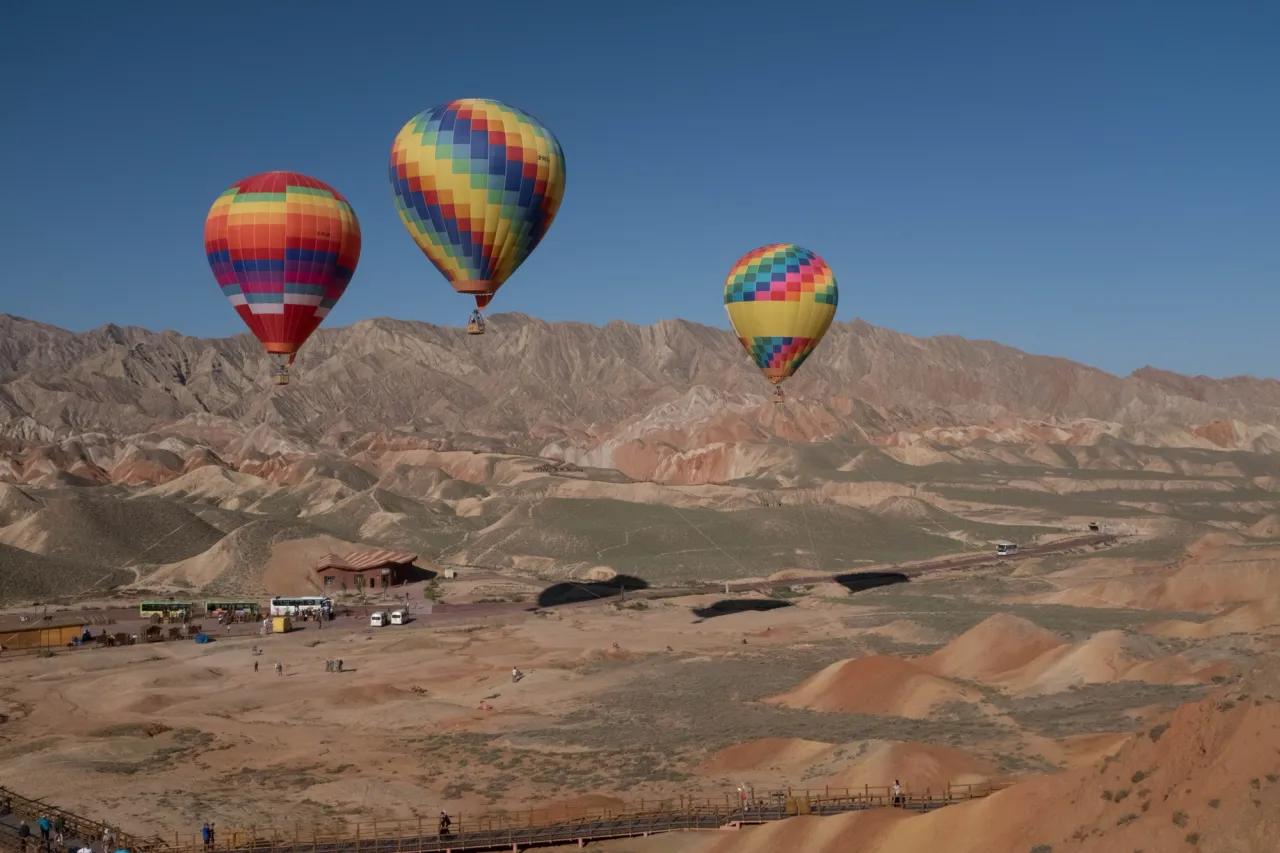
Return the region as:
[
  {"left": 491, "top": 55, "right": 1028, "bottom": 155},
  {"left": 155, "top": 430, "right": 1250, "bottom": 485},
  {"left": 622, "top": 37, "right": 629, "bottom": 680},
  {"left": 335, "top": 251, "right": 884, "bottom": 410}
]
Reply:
[
  {"left": 724, "top": 244, "right": 838, "bottom": 400},
  {"left": 390, "top": 98, "right": 566, "bottom": 335}
]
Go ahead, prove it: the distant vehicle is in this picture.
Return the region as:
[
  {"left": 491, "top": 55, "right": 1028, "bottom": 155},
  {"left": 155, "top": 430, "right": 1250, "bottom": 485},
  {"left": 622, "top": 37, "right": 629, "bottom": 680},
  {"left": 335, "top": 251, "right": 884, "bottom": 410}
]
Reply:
[
  {"left": 390, "top": 610, "right": 407, "bottom": 625},
  {"left": 995, "top": 543, "right": 1018, "bottom": 556},
  {"left": 204, "top": 600, "right": 260, "bottom": 617},
  {"left": 269, "top": 596, "right": 332, "bottom": 617},
  {"left": 369, "top": 611, "right": 387, "bottom": 628},
  {"left": 139, "top": 601, "right": 195, "bottom": 620},
  {"left": 1088, "top": 522, "right": 1101, "bottom": 532}
]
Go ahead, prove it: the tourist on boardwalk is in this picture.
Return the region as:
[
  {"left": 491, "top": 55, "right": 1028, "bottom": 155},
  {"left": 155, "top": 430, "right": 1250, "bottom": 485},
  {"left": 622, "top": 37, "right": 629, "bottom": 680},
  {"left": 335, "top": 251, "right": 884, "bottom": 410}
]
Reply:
[
  {"left": 891, "top": 779, "right": 903, "bottom": 807},
  {"left": 37, "top": 814, "right": 51, "bottom": 844},
  {"left": 17, "top": 820, "right": 29, "bottom": 841},
  {"left": 201, "top": 822, "right": 211, "bottom": 849},
  {"left": 438, "top": 811, "right": 451, "bottom": 837}
]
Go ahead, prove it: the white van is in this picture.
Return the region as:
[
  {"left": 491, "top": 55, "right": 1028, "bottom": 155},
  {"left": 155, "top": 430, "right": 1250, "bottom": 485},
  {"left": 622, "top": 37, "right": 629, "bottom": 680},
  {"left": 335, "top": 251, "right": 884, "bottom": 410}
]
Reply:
[
  {"left": 995, "top": 542, "right": 1018, "bottom": 557},
  {"left": 390, "top": 609, "right": 407, "bottom": 626},
  {"left": 369, "top": 611, "right": 387, "bottom": 627}
]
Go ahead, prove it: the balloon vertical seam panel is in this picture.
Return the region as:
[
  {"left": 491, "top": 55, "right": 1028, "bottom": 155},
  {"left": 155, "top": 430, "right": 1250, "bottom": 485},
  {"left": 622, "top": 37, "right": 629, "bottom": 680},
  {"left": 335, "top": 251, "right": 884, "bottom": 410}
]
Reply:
[
  {"left": 204, "top": 171, "right": 360, "bottom": 358},
  {"left": 723, "top": 244, "right": 837, "bottom": 383},
  {"left": 390, "top": 98, "right": 566, "bottom": 301}
]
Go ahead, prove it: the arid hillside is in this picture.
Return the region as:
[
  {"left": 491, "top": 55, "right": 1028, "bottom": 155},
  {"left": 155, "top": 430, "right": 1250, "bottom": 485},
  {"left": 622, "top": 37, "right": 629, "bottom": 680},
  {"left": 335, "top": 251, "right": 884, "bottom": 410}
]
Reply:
[
  {"left": 4, "top": 313, "right": 1280, "bottom": 605},
  {"left": 5, "top": 312, "right": 1280, "bottom": 471}
]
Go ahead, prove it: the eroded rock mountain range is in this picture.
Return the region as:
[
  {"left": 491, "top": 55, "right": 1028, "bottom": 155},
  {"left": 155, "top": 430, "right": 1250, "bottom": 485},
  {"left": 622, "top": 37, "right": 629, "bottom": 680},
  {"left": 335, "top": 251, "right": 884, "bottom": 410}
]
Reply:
[{"left": 3, "top": 311, "right": 1278, "bottom": 489}]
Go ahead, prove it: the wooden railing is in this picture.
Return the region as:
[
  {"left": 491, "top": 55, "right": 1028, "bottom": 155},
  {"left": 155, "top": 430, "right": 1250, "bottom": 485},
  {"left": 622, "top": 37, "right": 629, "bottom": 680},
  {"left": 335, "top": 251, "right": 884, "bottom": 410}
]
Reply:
[
  {"left": 0, "top": 785, "right": 151, "bottom": 852},
  {"left": 135, "top": 782, "right": 1000, "bottom": 853}
]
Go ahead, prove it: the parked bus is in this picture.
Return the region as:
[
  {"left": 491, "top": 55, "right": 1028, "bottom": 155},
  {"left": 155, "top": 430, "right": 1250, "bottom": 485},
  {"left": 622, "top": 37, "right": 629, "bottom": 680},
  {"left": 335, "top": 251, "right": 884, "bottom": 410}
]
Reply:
[
  {"left": 139, "top": 601, "right": 195, "bottom": 620},
  {"left": 203, "top": 601, "right": 260, "bottom": 617},
  {"left": 269, "top": 596, "right": 332, "bottom": 617},
  {"left": 995, "top": 542, "right": 1019, "bottom": 557}
]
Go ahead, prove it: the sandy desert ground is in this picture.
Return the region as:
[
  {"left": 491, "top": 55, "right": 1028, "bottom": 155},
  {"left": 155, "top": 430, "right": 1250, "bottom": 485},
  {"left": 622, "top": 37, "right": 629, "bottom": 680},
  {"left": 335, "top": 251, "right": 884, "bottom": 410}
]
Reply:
[{"left": 4, "top": 527, "right": 1279, "bottom": 852}]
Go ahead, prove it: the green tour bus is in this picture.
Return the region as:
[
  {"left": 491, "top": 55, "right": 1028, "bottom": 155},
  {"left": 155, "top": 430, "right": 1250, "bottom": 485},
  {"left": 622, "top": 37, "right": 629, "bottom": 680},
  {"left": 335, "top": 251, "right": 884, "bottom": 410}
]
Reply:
[{"left": 139, "top": 601, "right": 196, "bottom": 620}]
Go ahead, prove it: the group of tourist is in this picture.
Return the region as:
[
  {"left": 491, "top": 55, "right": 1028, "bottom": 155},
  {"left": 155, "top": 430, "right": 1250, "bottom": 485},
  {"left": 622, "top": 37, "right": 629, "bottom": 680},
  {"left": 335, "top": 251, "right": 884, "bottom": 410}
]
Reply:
[{"left": 8, "top": 806, "right": 121, "bottom": 853}]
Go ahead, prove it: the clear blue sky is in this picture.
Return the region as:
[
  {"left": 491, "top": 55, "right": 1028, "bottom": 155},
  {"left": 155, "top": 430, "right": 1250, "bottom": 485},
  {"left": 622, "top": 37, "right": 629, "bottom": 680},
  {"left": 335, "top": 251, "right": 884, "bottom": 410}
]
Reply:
[{"left": 2, "top": 1, "right": 1277, "bottom": 378}]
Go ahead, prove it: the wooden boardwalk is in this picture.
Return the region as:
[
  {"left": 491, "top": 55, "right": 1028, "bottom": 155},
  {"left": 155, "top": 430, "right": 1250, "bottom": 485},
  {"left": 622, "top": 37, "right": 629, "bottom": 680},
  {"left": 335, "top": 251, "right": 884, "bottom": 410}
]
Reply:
[{"left": 2, "top": 784, "right": 1000, "bottom": 853}]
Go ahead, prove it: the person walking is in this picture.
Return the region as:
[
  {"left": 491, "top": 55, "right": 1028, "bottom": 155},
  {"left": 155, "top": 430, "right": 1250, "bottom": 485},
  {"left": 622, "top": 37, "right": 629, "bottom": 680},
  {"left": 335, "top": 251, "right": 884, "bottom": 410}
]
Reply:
[
  {"left": 201, "top": 822, "right": 211, "bottom": 850},
  {"left": 274, "top": 661, "right": 283, "bottom": 676},
  {"left": 210, "top": 822, "right": 216, "bottom": 848},
  {"left": 891, "top": 779, "right": 903, "bottom": 807},
  {"left": 253, "top": 660, "right": 258, "bottom": 673},
  {"left": 336, "top": 659, "right": 343, "bottom": 673},
  {"left": 37, "top": 814, "right": 51, "bottom": 845},
  {"left": 437, "top": 811, "right": 451, "bottom": 837}
]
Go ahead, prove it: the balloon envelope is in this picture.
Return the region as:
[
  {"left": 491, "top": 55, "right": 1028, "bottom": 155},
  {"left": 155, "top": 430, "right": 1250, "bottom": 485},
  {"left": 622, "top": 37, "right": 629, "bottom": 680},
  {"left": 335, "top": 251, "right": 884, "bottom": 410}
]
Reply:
[
  {"left": 723, "top": 244, "right": 838, "bottom": 385},
  {"left": 389, "top": 98, "right": 566, "bottom": 305},
  {"left": 204, "top": 171, "right": 360, "bottom": 358}
]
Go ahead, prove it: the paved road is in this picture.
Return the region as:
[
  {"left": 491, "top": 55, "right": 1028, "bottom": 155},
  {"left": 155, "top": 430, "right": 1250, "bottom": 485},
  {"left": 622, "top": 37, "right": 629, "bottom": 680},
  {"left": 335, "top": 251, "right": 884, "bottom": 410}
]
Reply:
[{"left": 723, "top": 533, "right": 1119, "bottom": 594}]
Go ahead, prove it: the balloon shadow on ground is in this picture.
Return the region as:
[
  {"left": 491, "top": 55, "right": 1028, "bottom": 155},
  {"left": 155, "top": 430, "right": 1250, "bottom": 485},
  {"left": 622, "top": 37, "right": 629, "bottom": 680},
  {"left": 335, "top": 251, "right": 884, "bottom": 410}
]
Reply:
[
  {"left": 833, "top": 571, "right": 909, "bottom": 594},
  {"left": 534, "top": 575, "right": 649, "bottom": 608},
  {"left": 691, "top": 599, "right": 794, "bottom": 619}
]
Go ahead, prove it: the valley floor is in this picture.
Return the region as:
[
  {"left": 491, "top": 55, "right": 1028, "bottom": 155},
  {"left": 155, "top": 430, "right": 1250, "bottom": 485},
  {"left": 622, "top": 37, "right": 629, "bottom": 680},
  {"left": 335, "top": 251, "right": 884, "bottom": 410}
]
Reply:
[{"left": 2, "top": 530, "right": 1278, "bottom": 852}]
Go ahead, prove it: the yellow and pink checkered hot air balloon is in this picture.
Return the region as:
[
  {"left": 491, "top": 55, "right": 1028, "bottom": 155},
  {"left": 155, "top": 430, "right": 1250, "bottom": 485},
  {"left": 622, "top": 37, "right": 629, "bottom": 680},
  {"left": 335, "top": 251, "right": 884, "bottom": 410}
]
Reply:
[
  {"left": 723, "top": 244, "right": 838, "bottom": 402},
  {"left": 389, "top": 98, "right": 566, "bottom": 335}
]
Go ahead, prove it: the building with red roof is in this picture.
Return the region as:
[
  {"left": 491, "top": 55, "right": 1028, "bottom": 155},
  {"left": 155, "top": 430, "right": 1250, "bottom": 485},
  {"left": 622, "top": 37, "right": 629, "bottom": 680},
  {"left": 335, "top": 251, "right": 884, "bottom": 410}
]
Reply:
[{"left": 314, "top": 550, "right": 420, "bottom": 592}]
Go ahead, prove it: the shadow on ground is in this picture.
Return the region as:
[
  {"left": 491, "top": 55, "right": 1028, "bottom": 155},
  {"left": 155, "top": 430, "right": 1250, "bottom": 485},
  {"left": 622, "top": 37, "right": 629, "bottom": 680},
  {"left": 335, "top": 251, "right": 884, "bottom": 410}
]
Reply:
[
  {"left": 401, "top": 564, "right": 439, "bottom": 583},
  {"left": 692, "top": 599, "right": 794, "bottom": 619},
  {"left": 535, "top": 575, "right": 649, "bottom": 608},
  {"left": 833, "top": 571, "right": 909, "bottom": 594}
]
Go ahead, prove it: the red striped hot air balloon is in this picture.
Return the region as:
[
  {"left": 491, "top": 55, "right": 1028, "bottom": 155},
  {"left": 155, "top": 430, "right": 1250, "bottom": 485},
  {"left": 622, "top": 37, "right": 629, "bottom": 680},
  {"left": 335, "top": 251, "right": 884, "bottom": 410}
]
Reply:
[{"left": 204, "top": 171, "right": 361, "bottom": 384}]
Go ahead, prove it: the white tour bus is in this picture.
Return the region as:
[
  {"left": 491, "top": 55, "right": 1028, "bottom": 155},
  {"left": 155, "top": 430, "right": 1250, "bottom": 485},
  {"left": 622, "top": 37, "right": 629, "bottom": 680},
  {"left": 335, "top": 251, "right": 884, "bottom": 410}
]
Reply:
[
  {"left": 369, "top": 611, "right": 387, "bottom": 627},
  {"left": 269, "top": 596, "right": 333, "bottom": 617},
  {"left": 390, "top": 609, "right": 407, "bottom": 625},
  {"left": 995, "top": 542, "right": 1019, "bottom": 557}
]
